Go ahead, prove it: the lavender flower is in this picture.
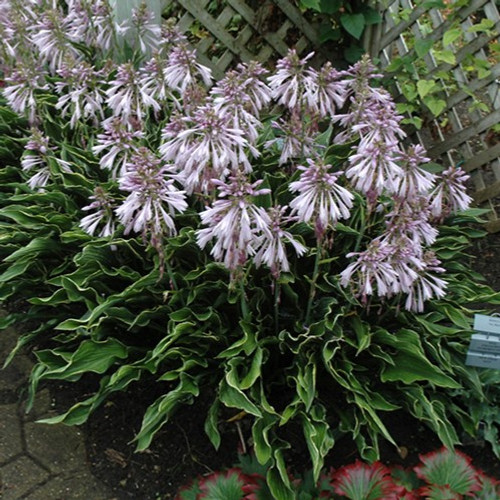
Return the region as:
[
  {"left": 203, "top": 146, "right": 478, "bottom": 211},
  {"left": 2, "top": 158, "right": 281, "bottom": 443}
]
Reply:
[
  {"left": 345, "top": 137, "right": 403, "bottom": 200},
  {"left": 21, "top": 128, "right": 72, "bottom": 190},
  {"left": 65, "top": 0, "right": 94, "bottom": 46},
  {"left": 340, "top": 240, "right": 399, "bottom": 300},
  {"left": 252, "top": 206, "right": 307, "bottom": 278},
  {"left": 30, "top": 7, "right": 81, "bottom": 73},
  {"left": 210, "top": 61, "right": 271, "bottom": 143},
  {"left": 138, "top": 54, "right": 171, "bottom": 108},
  {"left": 159, "top": 104, "right": 254, "bottom": 194},
  {"left": 289, "top": 158, "right": 354, "bottom": 239},
  {"left": 211, "top": 61, "right": 271, "bottom": 115},
  {"left": 268, "top": 49, "right": 315, "bottom": 111},
  {"left": 80, "top": 186, "right": 116, "bottom": 237},
  {"left": 123, "top": 1, "right": 162, "bottom": 54},
  {"left": 0, "top": 1, "right": 35, "bottom": 67},
  {"left": 55, "top": 61, "right": 106, "bottom": 128},
  {"left": 196, "top": 176, "right": 271, "bottom": 272},
  {"left": 3, "top": 65, "right": 49, "bottom": 122},
  {"left": 91, "top": 0, "right": 119, "bottom": 52},
  {"left": 393, "top": 145, "right": 436, "bottom": 200},
  {"left": 115, "top": 147, "right": 187, "bottom": 244},
  {"left": 381, "top": 196, "right": 438, "bottom": 249},
  {"left": 157, "top": 19, "right": 187, "bottom": 54},
  {"left": 106, "top": 62, "right": 156, "bottom": 122},
  {"left": 429, "top": 165, "right": 472, "bottom": 219},
  {"left": 164, "top": 44, "right": 212, "bottom": 94},
  {"left": 336, "top": 56, "right": 407, "bottom": 201},
  {"left": 92, "top": 117, "right": 144, "bottom": 179},
  {"left": 304, "top": 62, "right": 348, "bottom": 118},
  {"left": 404, "top": 252, "right": 447, "bottom": 312},
  {"left": 267, "top": 112, "right": 317, "bottom": 165},
  {"left": 64, "top": 0, "right": 117, "bottom": 53}
]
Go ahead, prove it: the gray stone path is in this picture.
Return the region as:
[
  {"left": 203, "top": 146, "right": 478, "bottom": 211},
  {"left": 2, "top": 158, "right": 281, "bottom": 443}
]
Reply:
[{"left": 0, "top": 322, "right": 114, "bottom": 499}]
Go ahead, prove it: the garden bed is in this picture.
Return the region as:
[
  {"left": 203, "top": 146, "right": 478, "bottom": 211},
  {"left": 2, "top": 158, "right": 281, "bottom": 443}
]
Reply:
[{"left": 39, "top": 230, "right": 500, "bottom": 499}]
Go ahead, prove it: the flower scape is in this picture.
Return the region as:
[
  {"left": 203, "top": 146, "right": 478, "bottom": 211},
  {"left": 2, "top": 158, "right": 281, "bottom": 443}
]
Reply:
[{"left": 0, "top": 1, "right": 499, "bottom": 499}]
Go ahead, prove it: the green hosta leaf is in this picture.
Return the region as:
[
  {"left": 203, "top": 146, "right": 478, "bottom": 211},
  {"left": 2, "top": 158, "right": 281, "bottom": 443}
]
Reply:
[
  {"left": 0, "top": 205, "right": 47, "bottom": 228},
  {"left": 218, "top": 320, "right": 257, "bottom": 358},
  {"left": 0, "top": 260, "right": 32, "bottom": 283},
  {"left": 204, "top": 399, "right": 221, "bottom": 450},
  {"left": 301, "top": 406, "right": 334, "bottom": 481},
  {"left": 38, "top": 394, "right": 102, "bottom": 425},
  {"left": 38, "top": 365, "right": 143, "bottom": 425},
  {"left": 351, "top": 314, "right": 371, "bottom": 354},
  {"left": 432, "top": 303, "right": 471, "bottom": 329},
  {"left": 252, "top": 413, "right": 278, "bottom": 465},
  {"left": 240, "top": 347, "right": 263, "bottom": 389},
  {"left": 34, "top": 338, "right": 129, "bottom": 382},
  {"left": 414, "top": 448, "right": 479, "bottom": 496},
  {"left": 381, "top": 351, "right": 460, "bottom": 387},
  {"left": 134, "top": 373, "right": 199, "bottom": 451},
  {"left": 377, "top": 328, "right": 461, "bottom": 388},
  {"left": 219, "top": 379, "right": 262, "bottom": 418},
  {"left": 224, "top": 351, "right": 262, "bottom": 392},
  {"left": 340, "top": 13, "right": 365, "bottom": 40},
  {"left": 405, "top": 387, "right": 459, "bottom": 448},
  {"left": 295, "top": 357, "right": 316, "bottom": 411},
  {"left": 267, "top": 448, "right": 294, "bottom": 500}
]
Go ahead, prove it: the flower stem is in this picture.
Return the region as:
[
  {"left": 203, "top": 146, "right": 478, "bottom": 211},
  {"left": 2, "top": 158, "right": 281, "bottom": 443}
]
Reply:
[
  {"left": 305, "top": 241, "right": 322, "bottom": 325},
  {"left": 274, "top": 280, "right": 281, "bottom": 335},
  {"left": 239, "top": 278, "right": 249, "bottom": 318}
]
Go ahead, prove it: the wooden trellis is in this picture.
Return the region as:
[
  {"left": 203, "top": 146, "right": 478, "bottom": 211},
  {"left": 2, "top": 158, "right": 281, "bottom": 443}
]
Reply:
[
  {"left": 162, "top": 0, "right": 326, "bottom": 80},
  {"left": 365, "top": 0, "right": 500, "bottom": 231}
]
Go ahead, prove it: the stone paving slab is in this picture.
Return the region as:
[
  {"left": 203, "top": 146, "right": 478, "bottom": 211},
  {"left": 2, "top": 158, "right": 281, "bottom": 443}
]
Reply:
[
  {"left": 23, "top": 471, "right": 111, "bottom": 500},
  {"left": 0, "top": 404, "right": 23, "bottom": 463},
  {"left": 24, "top": 422, "right": 88, "bottom": 474},
  {"left": 0, "top": 311, "right": 114, "bottom": 499},
  {"left": 0, "top": 456, "right": 49, "bottom": 499}
]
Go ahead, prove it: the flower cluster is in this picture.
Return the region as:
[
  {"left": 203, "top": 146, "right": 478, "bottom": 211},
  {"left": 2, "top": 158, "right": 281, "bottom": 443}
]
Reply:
[
  {"left": 0, "top": 0, "right": 474, "bottom": 313},
  {"left": 21, "top": 128, "right": 72, "bottom": 190}
]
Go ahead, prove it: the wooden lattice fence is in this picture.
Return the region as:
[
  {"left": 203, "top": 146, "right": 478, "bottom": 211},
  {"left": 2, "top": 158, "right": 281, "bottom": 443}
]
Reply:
[
  {"left": 162, "top": 0, "right": 327, "bottom": 80},
  {"left": 365, "top": 0, "right": 500, "bottom": 231}
]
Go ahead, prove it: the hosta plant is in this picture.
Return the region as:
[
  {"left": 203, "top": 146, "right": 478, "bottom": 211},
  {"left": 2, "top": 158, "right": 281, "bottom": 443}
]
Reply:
[
  {"left": 1, "top": 1, "right": 500, "bottom": 499},
  {"left": 177, "top": 448, "right": 500, "bottom": 499}
]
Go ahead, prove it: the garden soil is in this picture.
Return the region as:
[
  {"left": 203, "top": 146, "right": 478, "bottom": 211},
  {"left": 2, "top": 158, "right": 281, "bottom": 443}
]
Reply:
[{"left": 17, "top": 231, "right": 500, "bottom": 499}]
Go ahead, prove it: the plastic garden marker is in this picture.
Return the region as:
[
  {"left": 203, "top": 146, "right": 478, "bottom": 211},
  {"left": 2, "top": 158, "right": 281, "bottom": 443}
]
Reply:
[{"left": 466, "top": 314, "right": 500, "bottom": 369}]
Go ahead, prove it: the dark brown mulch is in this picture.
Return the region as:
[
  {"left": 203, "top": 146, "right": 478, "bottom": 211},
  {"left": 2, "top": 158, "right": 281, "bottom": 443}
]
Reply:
[{"left": 34, "top": 230, "right": 500, "bottom": 499}]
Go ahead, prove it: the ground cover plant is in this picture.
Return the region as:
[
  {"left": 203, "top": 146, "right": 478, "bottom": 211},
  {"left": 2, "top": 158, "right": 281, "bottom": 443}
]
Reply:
[
  {"left": 177, "top": 447, "right": 500, "bottom": 499},
  {"left": 1, "top": 1, "right": 500, "bottom": 499}
]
